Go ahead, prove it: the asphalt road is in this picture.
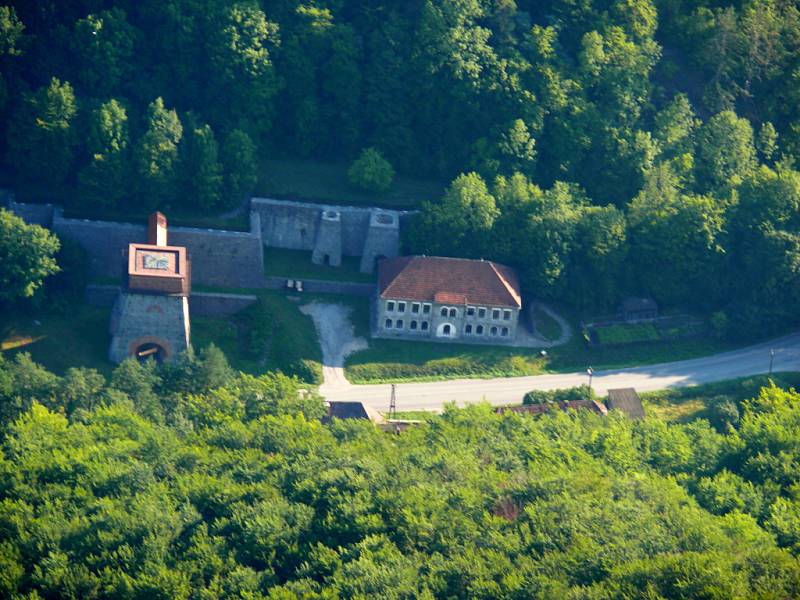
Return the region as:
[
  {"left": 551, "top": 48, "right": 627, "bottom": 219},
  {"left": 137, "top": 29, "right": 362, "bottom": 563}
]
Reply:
[{"left": 321, "top": 331, "right": 800, "bottom": 412}]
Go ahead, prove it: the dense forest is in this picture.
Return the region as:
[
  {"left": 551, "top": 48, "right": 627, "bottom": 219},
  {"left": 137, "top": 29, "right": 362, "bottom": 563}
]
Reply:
[
  {"left": 2, "top": 0, "right": 800, "bottom": 335},
  {"left": 0, "top": 350, "right": 800, "bottom": 598}
]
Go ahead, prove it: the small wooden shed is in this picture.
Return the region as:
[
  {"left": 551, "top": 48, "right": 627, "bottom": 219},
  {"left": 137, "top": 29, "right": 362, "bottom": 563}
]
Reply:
[{"left": 606, "top": 388, "right": 645, "bottom": 419}]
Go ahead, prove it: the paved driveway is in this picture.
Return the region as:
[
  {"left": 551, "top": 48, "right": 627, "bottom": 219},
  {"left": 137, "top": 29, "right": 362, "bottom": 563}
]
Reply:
[{"left": 302, "top": 301, "right": 800, "bottom": 412}]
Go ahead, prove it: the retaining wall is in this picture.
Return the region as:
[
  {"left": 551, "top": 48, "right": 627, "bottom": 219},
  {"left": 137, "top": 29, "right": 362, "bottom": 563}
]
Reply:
[
  {"left": 190, "top": 291, "right": 258, "bottom": 316},
  {"left": 260, "top": 276, "right": 374, "bottom": 296}
]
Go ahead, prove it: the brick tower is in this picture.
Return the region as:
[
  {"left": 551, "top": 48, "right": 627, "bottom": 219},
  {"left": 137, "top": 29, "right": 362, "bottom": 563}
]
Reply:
[{"left": 108, "top": 212, "right": 192, "bottom": 363}]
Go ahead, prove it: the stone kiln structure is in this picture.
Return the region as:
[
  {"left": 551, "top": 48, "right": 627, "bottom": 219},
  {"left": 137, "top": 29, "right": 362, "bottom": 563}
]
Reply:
[
  {"left": 108, "top": 213, "right": 191, "bottom": 363},
  {"left": 251, "top": 197, "right": 406, "bottom": 272}
]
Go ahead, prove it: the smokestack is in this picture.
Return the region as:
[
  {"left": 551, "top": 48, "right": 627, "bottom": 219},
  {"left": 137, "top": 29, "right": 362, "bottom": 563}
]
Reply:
[{"left": 148, "top": 212, "right": 168, "bottom": 246}]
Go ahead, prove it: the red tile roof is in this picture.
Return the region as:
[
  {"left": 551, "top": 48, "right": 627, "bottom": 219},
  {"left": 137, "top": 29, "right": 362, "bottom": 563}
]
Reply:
[{"left": 379, "top": 256, "right": 522, "bottom": 308}]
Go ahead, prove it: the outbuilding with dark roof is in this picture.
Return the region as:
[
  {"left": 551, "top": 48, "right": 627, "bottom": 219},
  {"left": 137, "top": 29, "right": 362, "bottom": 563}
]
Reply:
[{"left": 606, "top": 388, "right": 645, "bottom": 419}]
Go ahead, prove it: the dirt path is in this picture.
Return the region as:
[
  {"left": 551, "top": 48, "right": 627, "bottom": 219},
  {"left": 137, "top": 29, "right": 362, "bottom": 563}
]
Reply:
[
  {"left": 525, "top": 303, "right": 572, "bottom": 347},
  {"left": 300, "top": 301, "right": 366, "bottom": 393}
]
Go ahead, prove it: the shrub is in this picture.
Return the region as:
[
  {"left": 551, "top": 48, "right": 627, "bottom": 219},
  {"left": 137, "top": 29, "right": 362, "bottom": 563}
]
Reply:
[
  {"left": 524, "top": 385, "right": 595, "bottom": 405},
  {"left": 347, "top": 147, "right": 395, "bottom": 192},
  {"left": 594, "top": 323, "right": 659, "bottom": 346}
]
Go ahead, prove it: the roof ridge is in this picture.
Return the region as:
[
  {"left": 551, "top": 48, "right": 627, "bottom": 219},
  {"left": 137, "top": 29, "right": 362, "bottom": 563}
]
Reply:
[{"left": 489, "top": 261, "right": 522, "bottom": 307}]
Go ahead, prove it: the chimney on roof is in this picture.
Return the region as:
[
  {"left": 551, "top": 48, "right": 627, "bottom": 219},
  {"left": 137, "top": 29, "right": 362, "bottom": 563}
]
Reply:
[{"left": 148, "top": 212, "right": 168, "bottom": 246}]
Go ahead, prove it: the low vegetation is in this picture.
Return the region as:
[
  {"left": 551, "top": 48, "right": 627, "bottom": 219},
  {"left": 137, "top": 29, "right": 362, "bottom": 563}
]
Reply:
[
  {"left": 0, "top": 304, "right": 113, "bottom": 376},
  {"left": 345, "top": 296, "right": 735, "bottom": 383},
  {"left": 257, "top": 158, "right": 441, "bottom": 209},
  {"left": 1, "top": 289, "right": 323, "bottom": 384},
  {"left": 592, "top": 322, "right": 660, "bottom": 345},
  {"left": 263, "top": 247, "right": 375, "bottom": 284},
  {"left": 642, "top": 372, "right": 800, "bottom": 424},
  {"left": 531, "top": 305, "right": 562, "bottom": 341},
  {"left": 190, "top": 291, "right": 322, "bottom": 384}
]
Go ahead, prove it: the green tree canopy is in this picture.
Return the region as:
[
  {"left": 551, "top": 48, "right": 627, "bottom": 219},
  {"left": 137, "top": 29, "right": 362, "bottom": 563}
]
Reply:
[
  {"left": 77, "top": 98, "right": 129, "bottom": 209},
  {"left": 6, "top": 77, "right": 77, "bottom": 185},
  {"left": 179, "top": 119, "right": 223, "bottom": 210},
  {"left": 0, "top": 209, "right": 60, "bottom": 302},
  {"left": 347, "top": 147, "right": 395, "bottom": 193},
  {"left": 134, "top": 97, "right": 183, "bottom": 209}
]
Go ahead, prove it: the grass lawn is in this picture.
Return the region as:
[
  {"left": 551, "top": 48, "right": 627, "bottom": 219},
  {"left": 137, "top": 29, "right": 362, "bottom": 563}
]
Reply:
[
  {"left": 1, "top": 305, "right": 114, "bottom": 376},
  {"left": 192, "top": 290, "right": 323, "bottom": 384},
  {"left": 1, "top": 289, "right": 323, "bottom": 384},
  {"left": 257, "top": 157, "right": 443, "bottom": 209},
  {"left": 264, "top": 247, "right": 375, "bottom": 283},
  {"left": 344, "top": 298, "right": 738, "bottom": 383},
  {"left": 642, "top": 372, "right": 800, "bottom": 423},
  {"left": 532, "top": 305, "right": 562, "bottom": 341}
]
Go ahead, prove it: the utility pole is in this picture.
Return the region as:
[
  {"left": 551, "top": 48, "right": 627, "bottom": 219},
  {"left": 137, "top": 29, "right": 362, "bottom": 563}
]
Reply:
[
  {"left": 769, "top": 349, "right": 775, "bottom": 376},
  {"left": 389, "top": 384, "right": 397, "bottom": 420},
  {"left": 587, "top": 367, "right": 594, "bottom": 398}
]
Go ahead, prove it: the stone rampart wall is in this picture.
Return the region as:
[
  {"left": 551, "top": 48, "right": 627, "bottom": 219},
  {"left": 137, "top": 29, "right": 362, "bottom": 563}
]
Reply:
[{"left": 7, "top": 202, "right": 264, "bottom": 288}]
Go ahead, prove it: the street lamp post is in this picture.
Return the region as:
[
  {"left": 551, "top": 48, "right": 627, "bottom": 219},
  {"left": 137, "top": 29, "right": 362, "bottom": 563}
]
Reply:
[
  {"left": 769, "top": 349, "right": 775, "bottom": 376},
  {"left": 587, "top": 367, "right": 594, "bottom": 398}
]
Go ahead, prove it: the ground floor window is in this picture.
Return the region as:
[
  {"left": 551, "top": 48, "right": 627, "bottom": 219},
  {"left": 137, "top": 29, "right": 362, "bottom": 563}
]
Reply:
[
  {"left": 421, "top": 321, "right": 429, "bottom": 331},
  {"left": 476, "top": 325, "right": 484, "bottom": 335},
  {"left": 385, "top": 319, "right": 392, "bottom": 329},
  {"left": 410, "top": 320, "right": 418, "bottom": 330},
  {"left": 396, "top": 320, "right": 404, "bottom": 329},
  {"left": 501, "top": 327, "right": 509, "bottom": 336},
  {"left": 490, "top": 326, "right": 498, "bottom": 336},
  {"left": 465, "top": 324, "right": 473, "bottom": 334}
]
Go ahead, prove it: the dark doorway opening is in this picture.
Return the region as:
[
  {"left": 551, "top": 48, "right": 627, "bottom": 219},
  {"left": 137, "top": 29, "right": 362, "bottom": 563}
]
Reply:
[
  {"left": 323, "top": 254, "right": 331, "bottom": 266},
  {"left": 135, "top": 342, "right": 166, "bottom": 364}
]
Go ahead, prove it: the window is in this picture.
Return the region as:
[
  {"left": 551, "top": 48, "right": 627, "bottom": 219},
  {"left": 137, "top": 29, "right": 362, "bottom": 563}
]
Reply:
[
  {"left": 503, "top": 310, "right": 511, "bottom": 321},
  {"left": 423, "top": 304, "right": 431, "bottom": 314},
  {"left": 387, "top": 301, "right": 395, "bottom": 312},
  {"left": 490, "top": 326, "right": 498, "bottom": 336},
  {"left": 443, "top": 324, "right": 452, "bottom": 335},
  {"left": 502, "top": 327, "right": 509, "bottom": 337},
  {"left": 440, "top": 307, "right": 448, "bottom": 317},
  {"left": 478, "top": 308, "right": 486, "bottom": 318},
  {"left": 412, "top": 303, "right": 420, "bottom": 314},
  {"left": 421, "top": 321, "right": 429, "bottom": 331},
  {"left": 396, "top": 319, "right": 404, "bottom": 329},
  {"left": 476, "top": 325, "right": 484, "bottom": 335},
  {"left": 398, "top": 302, "right": 406, "bottom": 313},
  {"left": 410, "top": 320, "right": 418, "bottom": 330},
  {"left": 385, "top": 319, "right": 392, "bottom": 329},
  {"left": 465, "top": 324, "right": 472, "bottom": 334},
  {"left": 492, "top": 309, "right": 500, "bottom": 320},
  {"left": 467, "top": 307, "right": 475, "bottom": 317},
  {"left": 448, "top": 308, "right": 457, "bottom": 318}
]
